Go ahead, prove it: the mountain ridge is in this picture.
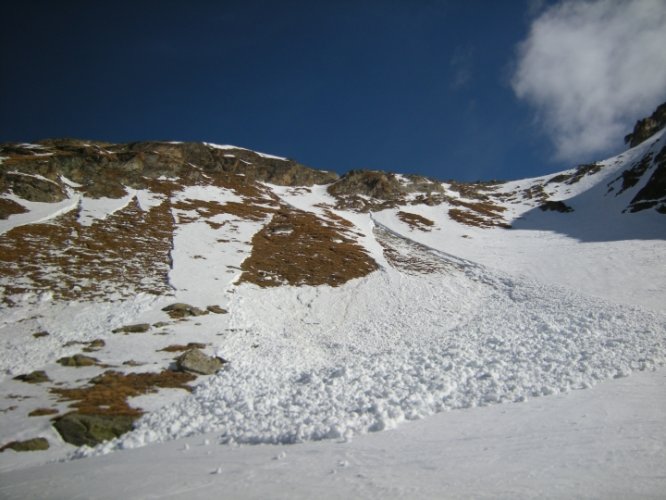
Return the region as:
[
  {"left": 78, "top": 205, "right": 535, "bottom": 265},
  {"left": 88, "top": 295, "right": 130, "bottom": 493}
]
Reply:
[{"left": 0, "top": 103, "right": 665, "bottom": 474}]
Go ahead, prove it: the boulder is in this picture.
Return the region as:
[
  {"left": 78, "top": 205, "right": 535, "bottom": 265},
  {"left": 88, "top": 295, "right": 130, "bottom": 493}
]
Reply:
[
  {"left": 53, "top": 412, "right": 137, "bottom": 447},
  {"left": 57, "top": 354, "right": 99, "bottom": 367},
  {"left": 112, "top": 323, "right": 150, "bottom": 334},
  {"left": 176, "top": 349, "right": 225, "bottom": 375},
  {"left": 162, "top": 303, "right": 208, "bottom": 319},
  {"left": 539, "top": 200, "right": 574, "bottom": 213},
  {"left": 0, "top": 437, "right": 49, "bottom": 452},
  {"left": 13, "top": 370, "right": 50, "bottom": 384},
  {"left": 83, "top": 339, "right": 105, "bottom": 352},
  {"left": 206, "top": 305, "right": 228, "bottom": 314}
]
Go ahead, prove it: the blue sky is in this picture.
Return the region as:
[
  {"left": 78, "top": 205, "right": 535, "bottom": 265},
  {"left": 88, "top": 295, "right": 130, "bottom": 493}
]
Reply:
[{"left": 2, "top": 1, "right": 665, "bottom": 182}]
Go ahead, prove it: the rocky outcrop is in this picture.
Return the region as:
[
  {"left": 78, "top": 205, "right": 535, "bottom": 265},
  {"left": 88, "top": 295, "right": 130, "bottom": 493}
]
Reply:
[
  {"left": 53, "top": 413, "right": 136, "bottom": 447},
  {"left": 626, "top": 146, "right": 666, "bottom": 213},
  {"left": 329, "top": 170, "right": 442, "bottom": 199},
  {"left": 0, "top": 140, "right": 338, "bottom": 202},
  {"left": 539, "top": 200, "right": 574, "bottom": 213},
  {"left": 3, "top": 172, "right": 67, "bottom": 202},
  {"left": 327, "top": 170, "right": 444, "bottom": 211},
  {"left": 328, "top": 170, "right": 404, "bottom": 199},
  {"left": 625, "top": 102, "right": 666, "bottom": 147}
]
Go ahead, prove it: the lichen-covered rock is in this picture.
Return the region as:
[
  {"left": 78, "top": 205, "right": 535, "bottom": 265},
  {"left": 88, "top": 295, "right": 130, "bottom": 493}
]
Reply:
[
  {"left": 162, "top": 303, "right": 208, "bottom": 319},
  {"left": 176, "top": 349, "right": 225, "bottom": 375},
  {"left": 328, "top": 170, "right": 405, "bottom": 199},
  {"left": 4, "top": 172, "right": 67, "bottom": 202},
  {"left": 13, "top": 370, "right": 50, "bottom": 384},
  {"left": 206, "top": 305, "right": 228, "bottom": 314},
  {"left": 52, "top": 413, "right": 137, "bottom": 447},
  {"left": 57, "top": 354, "right": 99, "bottom": 367},
  {"left": 0, "top": 437, "right": 49, "bottom": 452},
  {"left": 112, "top": 323, "right": 150, "bottom": 334},
  {"left": 82, "top": 339, "right": 105, "bottom": 352}
]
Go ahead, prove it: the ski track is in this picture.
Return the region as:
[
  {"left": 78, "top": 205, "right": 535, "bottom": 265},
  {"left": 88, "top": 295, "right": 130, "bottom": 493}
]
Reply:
[{"left": 82, "top": 222, "right": 666, "bottom": 456}]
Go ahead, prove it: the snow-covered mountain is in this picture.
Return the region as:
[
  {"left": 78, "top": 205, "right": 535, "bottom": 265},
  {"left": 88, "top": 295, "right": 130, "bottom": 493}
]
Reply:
[{"left": 0, "top": 106, "right": 665, "bottom": 498}]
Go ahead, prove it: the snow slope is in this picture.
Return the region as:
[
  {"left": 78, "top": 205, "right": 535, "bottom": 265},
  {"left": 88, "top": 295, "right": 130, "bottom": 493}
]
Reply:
[{"left": 0, "top": 131, "right": 665, "bottom": 497}]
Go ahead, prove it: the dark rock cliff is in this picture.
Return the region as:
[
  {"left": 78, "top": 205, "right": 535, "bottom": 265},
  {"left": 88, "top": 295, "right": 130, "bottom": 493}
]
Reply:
[{"left": 624, "top": 101, "right": 666, "bottom": 148}]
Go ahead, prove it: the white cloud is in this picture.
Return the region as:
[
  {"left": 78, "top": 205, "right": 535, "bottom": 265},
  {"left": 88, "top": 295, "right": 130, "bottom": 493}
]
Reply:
[{"left": 512, "top": 0, "right": 666, "bottom": 161}]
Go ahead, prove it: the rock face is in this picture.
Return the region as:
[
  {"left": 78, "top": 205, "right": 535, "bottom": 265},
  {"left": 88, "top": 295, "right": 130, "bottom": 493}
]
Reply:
[
  {"left": 327, "top": 170, "right": 445, "bottom": 212},
  {"left": 625, "top": 101, "right": 666, "bottom": 147},
  {"left": 328, "top": 170, "right": 405, "bottom": 199},
  {"left": 176, "top": 349, "right": 225, "bottom": 375},
  {"left": 626, "top": 146, "right": 666, "bottom": 213},
  {"left": 609, "top": 102, "right": 666, "bottom": 214},
  {"left": 0, "top": 140, "right": 337, "bottom": 202},
  {"left": 5, "top": 172, "right": 67, "bottom": 202},
  {"left": 53, "top": 413, "right": 136, "bottom": 447},
  {"left": 329, "top": 170, "right": 442, "bottom": 198}
]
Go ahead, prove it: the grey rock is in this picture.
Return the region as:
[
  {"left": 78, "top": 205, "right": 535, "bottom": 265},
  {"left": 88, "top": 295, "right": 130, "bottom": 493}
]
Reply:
[
  {"left": 112, "top": 323, "right": 150, "bottom": 334},
  {"left": 176, "top": 349, "right": 225, "bottom": 375}
]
